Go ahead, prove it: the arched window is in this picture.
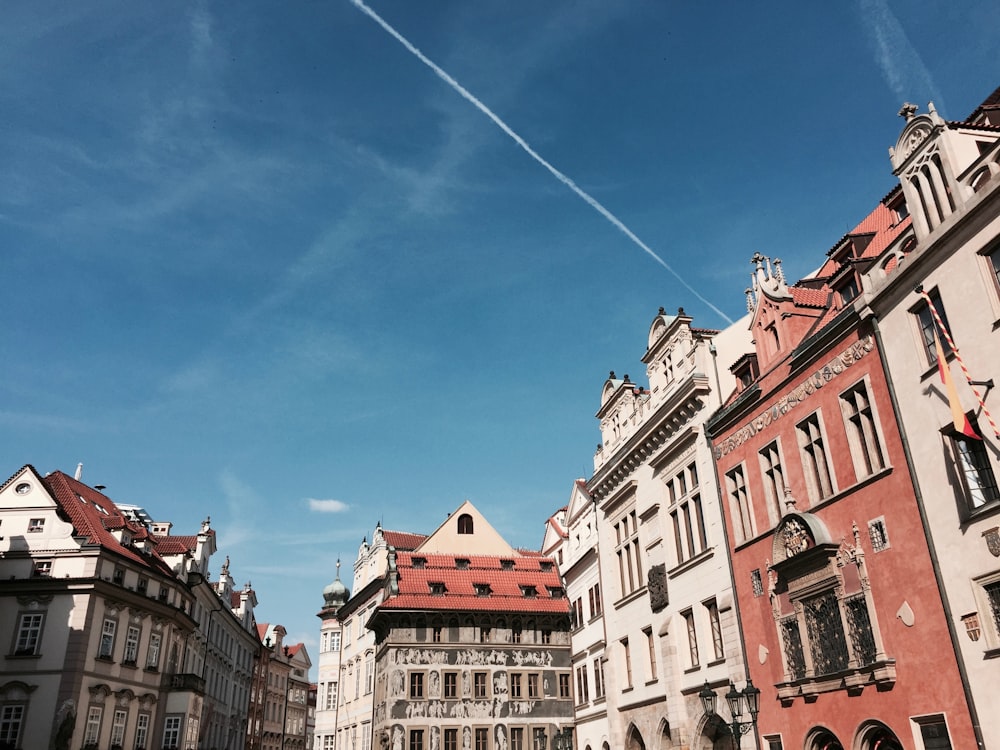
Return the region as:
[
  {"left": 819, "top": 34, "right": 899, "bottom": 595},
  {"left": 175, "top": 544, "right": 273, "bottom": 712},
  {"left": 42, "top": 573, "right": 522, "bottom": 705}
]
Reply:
[{"left": 457, "top": 514, "right": 474, "bottom": 534}]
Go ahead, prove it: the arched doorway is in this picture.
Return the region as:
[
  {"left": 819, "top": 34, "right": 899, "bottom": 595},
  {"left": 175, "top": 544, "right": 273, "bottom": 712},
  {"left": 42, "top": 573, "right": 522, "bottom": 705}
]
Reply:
[{"left": 696, "top": 713, "right": 733, "bottom": 750}]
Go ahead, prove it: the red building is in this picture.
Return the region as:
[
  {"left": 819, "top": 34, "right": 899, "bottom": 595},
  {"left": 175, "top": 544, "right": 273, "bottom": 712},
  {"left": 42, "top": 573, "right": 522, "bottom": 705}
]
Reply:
[{"left": 705, "top": 207, "right": 978, "bottom": 750}]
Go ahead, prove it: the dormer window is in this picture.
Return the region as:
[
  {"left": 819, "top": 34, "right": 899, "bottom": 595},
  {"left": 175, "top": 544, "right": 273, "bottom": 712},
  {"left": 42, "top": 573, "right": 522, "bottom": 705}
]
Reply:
[
  {"left": 731, "top": 353, "right": 760, "bottom": 391},
  {"left": 539, "top": 561, "right": 554, "bottom": 573},
  {"left": 474, "top": 583, "right": 491, "bottom": 597},
  {"left": 838, "top": 277, "right": 860, "bottom": 305},
  {"left": 456, "top": 558, "right": 470, "bottom": 570},
  {"left": 521, "top": 585, "right": 538, "bottom": 598},
  {"left": 429, "top": 582, "right": 446, "bottom": 596},
  {"left": 547, "top": 586, "right": 564, "bottom": 599},
  {"left": 413, "top": 557, "right": 427, "bottom": 569},
  {"left": 500, "top": 559, "right": 515, "bottom": 571}
]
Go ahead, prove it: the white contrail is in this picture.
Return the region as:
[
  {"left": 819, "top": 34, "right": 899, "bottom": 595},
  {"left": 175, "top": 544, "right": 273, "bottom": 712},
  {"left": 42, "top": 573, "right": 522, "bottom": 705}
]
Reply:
[{"left": 349, "top": 0, "right": 734, "bottom": 325}]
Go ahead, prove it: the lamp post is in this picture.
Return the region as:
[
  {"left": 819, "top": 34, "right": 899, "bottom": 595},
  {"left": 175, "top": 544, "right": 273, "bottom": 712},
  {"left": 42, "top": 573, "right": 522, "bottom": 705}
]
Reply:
[
  {"left": 554, "top": 726, "right": 574, "bottom": 750},
  {"left": 699, "top": 679, "right": 760, "bottom": 749}
]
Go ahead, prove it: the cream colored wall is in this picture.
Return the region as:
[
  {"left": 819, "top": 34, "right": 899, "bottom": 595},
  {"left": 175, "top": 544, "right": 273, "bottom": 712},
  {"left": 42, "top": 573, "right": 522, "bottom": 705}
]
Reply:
[{"left": 415, "top": 501, "right": 516, "bottom": 556}]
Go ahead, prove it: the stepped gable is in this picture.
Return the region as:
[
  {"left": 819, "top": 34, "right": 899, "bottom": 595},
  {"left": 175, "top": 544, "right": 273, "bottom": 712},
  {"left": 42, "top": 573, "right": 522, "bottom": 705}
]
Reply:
[{"left": 379, "top": 551, "right": 567, "bottom": 614}]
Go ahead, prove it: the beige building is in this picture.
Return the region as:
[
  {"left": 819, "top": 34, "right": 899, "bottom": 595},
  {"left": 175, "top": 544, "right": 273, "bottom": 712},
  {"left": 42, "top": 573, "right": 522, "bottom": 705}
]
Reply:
[
  {"left": 315, "top": 524, "right": 426, "bottom": 750},
  {"left": 0, "top": 464, "right": 246, "bottom": 750},
  {"left": 564, "top": 308, "right": 752, "bottom": 749},
  {"left": 862, "top": 87, "right": 1000, "bottom": 750},
  {"left": 368, "top": 501, "right": 574, "bottom": 750}
]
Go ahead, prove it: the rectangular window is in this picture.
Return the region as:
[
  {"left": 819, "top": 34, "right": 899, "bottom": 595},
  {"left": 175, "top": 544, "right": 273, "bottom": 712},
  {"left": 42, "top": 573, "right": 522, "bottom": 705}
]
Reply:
[
  {"left": 707, "top": 600, "right": 725, "bottom": 661},
  {"left": 614, "top": 509, "right": 643, "bottom": 596},
  {"left": 950, "top": 426, "right": 1000, "bottom": 510},
  {"left": 480, "top": 626, "right": 491, "bottom": 643},
  {"left": 588, "top": 583, "right": 602, "bottom": 618},
  {"left": 798, "top": 413, "right": 835, "bottom": 502},
  {"left": 111, "top": 708, "right": 128, "bottom": 746},
  {"left": 85, "top": 706, "right": 103, "bottom": 744},
  {"left": 541, "top": 630, "right": 552, "bottom": 645},
  {"left": 330, "top": 631, "right": 341, "bottom": 652},
  {"left": 475, "top": 728, "right": 489, "bottom": 750},
  {"left": 410, "top": 729, "right": 424, "bottom": 750},
  {"left": 14, "top": 612, "right": 43, "bottom": 656},
  {"left": 365, "top": 656, "right": 374, "bottom": 694},
  {"left": 32, "top": 559, "right": 52, "bottom": 577},
  {"left": 759, "top": 441, "right": 786, "bottom": 524},
  {"left": 444, "top": 729, "right": 458, "bottom": 750},
  {"left": 0, "top": 705, "right": 25, "bottom": 747},
  {"left": 409, "top": 672, "right": 424, "bottom": 699},
  {"left": 751, "top": 569, "right": 764, "bottom": 598},
  {"left": 511, "top": 622, "right": 522, "bottom": 643},
  {"left": 726, "top": 465, "right": 754, "bottom": 543},
  {"left": 474, "top": 672, "right": 488, "bottom": 699},
  {"left": 914, "top": 290, "right": 953, "bottom": 365},
  {"left": 99, "top": 618, "right": 117, "bottom": 659},
  {"left": 509, "top": 673, "right": 521, "bottom": 699},
  {"left": 123, "top": 625, "right": 140, "bottom": 664},
  {"left": 134, "top": 713, "right": 149, "bottom": 750},
  {"left": 444, "top": 672, "right": 457, "bottom": 699},
  {"left": 868, "top": 518, "right": 890, "bottom": 552},
  {"left": 764, "top": 736, "right": 784, "bottom": 750},
  {"left": 558, "top": 672, "right": 570, "bottom": 699},
  {"left": 27, "top": 518, "right": 45, "bottom": 532},
  {"left": 533, "top": 728, "right": 546, "bottom": 750},
  {"left": 433, "top": 627, "right": 442, "bottom": 643},
  {"left": 575, "top": 665, "right": 588, "bottom": 703},
  {"left": 146, "top": 632, "right": 161, "bottom": 669},
  {"left": 916, "top": 716, "right": 953, "bottom": 750},
  {"left": 644, "top": 627, "right": 658, "bottom": 680},
  {"left": 984, "top": 580, "right": 1000, "bottom": 641},
  {"left": 621, "top": 638, "right": 632, "bottom": 688},
  {"left": 325, "top": 681, "right": 338, "bottom": 710},
  {"left": 683, "top": 610, "right": 699, "bottom": 667},
  {"left": 527, "top": 673, "right": 539, "bottom": 699},
  {"left": 841, "top": 381, "right": 886, "bottom": 478},
  {"left": 593, "top": 658, "right": 605, "bottom": 699}
]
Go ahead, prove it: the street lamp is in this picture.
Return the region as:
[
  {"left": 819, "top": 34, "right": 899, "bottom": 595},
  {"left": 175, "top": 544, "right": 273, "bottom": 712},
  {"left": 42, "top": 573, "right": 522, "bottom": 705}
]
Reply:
[
  {"left": 699, "top": 679, "right": 760, "bottom": 748},
  {"left": 554, "top": 727, "right": 574, "bottom": 750}
]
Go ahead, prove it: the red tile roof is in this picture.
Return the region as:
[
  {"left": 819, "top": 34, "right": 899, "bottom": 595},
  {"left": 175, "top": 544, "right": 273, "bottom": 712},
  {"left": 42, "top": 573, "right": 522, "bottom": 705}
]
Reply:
[
  {"left": 378, "top": 552, "right": 568, "bottom": 615},
  {"left": 40, "top": 470, "right": 175, "bottom": 575},
  {"left": 789, "top": 286, "right": 830, "bottom": 308},
  {"left": 383, "top": 530, "right": 427, "bottom": 550},
  {"left": 156, "top": 535, "right": 200, "bottom": 556}
]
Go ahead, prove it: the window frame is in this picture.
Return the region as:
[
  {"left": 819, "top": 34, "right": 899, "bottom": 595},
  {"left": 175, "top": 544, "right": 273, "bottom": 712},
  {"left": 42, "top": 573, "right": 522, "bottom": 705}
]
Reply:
[
  {"left": 12, "top": 612, "right": 44, "bottom": 657},
  {"left": 840, "top": 377, "right": 888, "bottom": 480},
  {"left": 796, "top": 411, "right": 836, "bottom": 503},
  {"left": 946, "top": 418, "right": 1000, "bottom": 514},
  {"left": 725, "top": 463, "right": 755, "bottom": 543}
]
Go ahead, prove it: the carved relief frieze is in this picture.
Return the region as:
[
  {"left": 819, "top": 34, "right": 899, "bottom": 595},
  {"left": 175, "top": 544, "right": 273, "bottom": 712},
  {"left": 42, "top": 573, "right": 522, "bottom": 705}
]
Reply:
[{"left": 647, "top": 564, "right": 668, "bottom": 612}]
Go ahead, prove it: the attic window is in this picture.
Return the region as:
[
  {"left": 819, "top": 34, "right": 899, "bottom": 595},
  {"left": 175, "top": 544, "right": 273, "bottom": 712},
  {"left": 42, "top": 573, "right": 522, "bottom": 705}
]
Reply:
[
  {"left": 539, "top": 561, "right": 554, "bottom": 572},
  {"left": 501, "top": 559, "right": 515, "bottom": 571},
  {"left": 521, "top": 585, "right": 538, "bottom": 598},
  {"left": 457, "top": 514, "right": 474, "bottom": 534},
  {"left": 413, "top": 557, "right": 427, "bottom": 569},
  {"left": 93, "top": 503, "right": 108, "bottom": 515},
  {"left": 838, "top": 276, "right": 860, "bottom": 304},
  {"left": 547, "top": 586, "right": 565, "bottom": 599},
  {"left": 456, "top": 558, "right": 470, "bottom": 570},
  {"left": 121, "top": 532, "right": 133, "bottom": 546},
  {"left": 429, "top": 582, "right": 446, "bottom": 596},
  {"left": 474, "top": 583, "right": 492, "bottom": 597}
]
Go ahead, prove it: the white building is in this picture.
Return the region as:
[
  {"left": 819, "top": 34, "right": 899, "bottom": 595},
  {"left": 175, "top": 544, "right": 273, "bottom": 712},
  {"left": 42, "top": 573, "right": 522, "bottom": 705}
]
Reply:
[
  {"left": 862, "top": 87, "right": 1000, "bottom": 750},
  {"left": 563, "top": 307, "right": 752, "bottom": 749}
]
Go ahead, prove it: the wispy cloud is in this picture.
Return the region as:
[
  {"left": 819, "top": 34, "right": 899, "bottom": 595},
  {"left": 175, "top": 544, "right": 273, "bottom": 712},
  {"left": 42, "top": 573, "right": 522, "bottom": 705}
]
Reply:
[
  {"left": 858, "top": 0, "right": 944, "bottom": 109},
  {"left": 308, "top": 498, "right": 350, "bottom": 513},
  {"left": 349, "top": 0, "right": 733, "bottom": 324}
]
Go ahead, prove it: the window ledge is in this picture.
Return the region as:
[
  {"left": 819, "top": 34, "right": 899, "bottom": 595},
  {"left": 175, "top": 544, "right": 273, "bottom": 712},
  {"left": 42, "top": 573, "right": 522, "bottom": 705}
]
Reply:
[
  {"left": 5, "top": 652, "right": 41, "bottom": 660},
  {"left": 983, "top": 646, "right": 1000, "bottom": 660},
  {"left": 644, "top": 679, "right": 659, "bottom": 686},
  {"left": 776, "top": 659, "right": 896, "bottom": 705},
  {"left": 613, "top": 586, "right": 649, "bottom": 611},
  {"left": 706, "top": 657, "right": 726, "bottom": 668},
  {"left": 683, "top": 665, "right": 701, "bottom": 674},
  {"left": 961, "top": 500, "right": 1000, "bottom": 527},
  {"left": 668, "top": 547, "right": 714, "bottom": 579}
]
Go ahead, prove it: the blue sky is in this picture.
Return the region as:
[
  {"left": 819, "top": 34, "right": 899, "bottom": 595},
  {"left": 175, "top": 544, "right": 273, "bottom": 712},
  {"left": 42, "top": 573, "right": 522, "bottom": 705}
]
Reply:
[{"left": 3, "top": 0, "right": 998, "bottom": 665}]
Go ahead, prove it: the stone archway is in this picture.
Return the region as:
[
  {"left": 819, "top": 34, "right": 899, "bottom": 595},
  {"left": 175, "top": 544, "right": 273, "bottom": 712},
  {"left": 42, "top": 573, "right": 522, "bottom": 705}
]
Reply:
[
  {"left": 625, "top": 724, "right": 646, "bottom": 750},
  {"left": 854, "top": 721, "right": 904, "bottom": 750},
  {"left": 695, "top": 713, "right": 733, "bottom": 750},
  {"left": 806, "top": 726, "right": 845, "bottom": 750}
]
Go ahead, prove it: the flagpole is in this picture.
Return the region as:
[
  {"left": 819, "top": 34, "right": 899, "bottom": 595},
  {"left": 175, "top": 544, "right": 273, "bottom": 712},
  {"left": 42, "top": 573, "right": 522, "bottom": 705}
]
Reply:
[{"left": 918, "top": 287, "right": 1000, "bottom": 439}]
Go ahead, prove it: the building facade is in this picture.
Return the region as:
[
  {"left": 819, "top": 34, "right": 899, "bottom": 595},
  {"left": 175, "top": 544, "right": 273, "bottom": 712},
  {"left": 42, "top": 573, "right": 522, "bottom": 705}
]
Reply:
[
  {"left": 368, "top": 501, "right": 574, "bottom": 750},
  {"left": 0, "top": 464, "right": 253, "bottom": 750},
  {"left": 706, "top": 208, "right": 979, "bottom": 747},
  {"left": 861, "top": 88, "right": 1000, "bottom": 749},
  {"left": 563, "top": 308, "right": 752, "bottom": 750},
  {"left": 315, "top": 523, "right": 427, "bottom": 750}
]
